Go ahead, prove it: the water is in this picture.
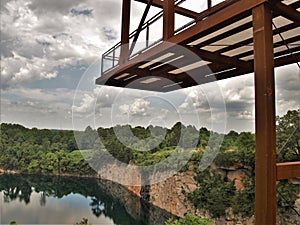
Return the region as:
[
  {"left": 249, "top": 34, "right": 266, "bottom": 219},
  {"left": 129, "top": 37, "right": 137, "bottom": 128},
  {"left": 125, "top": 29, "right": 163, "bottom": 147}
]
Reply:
[{"left": 0, "top": 174, "right": 172, "bottom": 225}]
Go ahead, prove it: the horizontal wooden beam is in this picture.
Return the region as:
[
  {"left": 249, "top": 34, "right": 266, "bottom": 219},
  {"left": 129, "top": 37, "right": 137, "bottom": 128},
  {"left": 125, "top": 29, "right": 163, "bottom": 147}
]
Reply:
[
  {"left": 271, "top": 0, "right": 300, "bottom": 25},
  {"left": 275, "top": 51, "right": 300, "bottom": 67},
  {"left": 134, "top": 0, "right": 199, "bottom": 19},
  {"left": 277, "top": 161, "right": 300, "bottom": 180},
  {"left": 186, "top": 46, "right": 253, "bottom": 70}
]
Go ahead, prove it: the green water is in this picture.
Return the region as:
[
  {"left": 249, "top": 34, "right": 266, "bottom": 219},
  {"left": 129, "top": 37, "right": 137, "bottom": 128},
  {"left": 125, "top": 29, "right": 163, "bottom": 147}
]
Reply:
[{"left": 0, "top": 174, "right": 171, "bottom": 225}]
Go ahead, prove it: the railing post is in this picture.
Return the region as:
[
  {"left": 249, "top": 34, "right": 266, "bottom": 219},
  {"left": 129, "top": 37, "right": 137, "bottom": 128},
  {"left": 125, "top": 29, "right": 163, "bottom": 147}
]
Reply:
[
  {"left": 101, "top": 54, "right": 104, "bottom": 74},
  {"left": 253, "top": 3, "right": 277, "bottom": 225},
  {"left": 208, "top": 0, "right": 212, "bottom": 9},
  {"left": 146, "top": 24, "right": 149, "bottom": 48},
  {"left": 163, "top": 0, "right": 175, "bottom": 40},
  {"left": 120, "top": 0, "right": 131, "bottom": 64}
]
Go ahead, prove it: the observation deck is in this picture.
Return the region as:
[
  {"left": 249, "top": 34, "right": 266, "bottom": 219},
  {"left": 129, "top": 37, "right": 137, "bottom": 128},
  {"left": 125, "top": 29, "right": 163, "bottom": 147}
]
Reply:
[
  {"left": 96, "top": 0, "right": 300, "bottom": 224},
  {"left": 96, "top": 0, "right": 300, "bottom": 92}
]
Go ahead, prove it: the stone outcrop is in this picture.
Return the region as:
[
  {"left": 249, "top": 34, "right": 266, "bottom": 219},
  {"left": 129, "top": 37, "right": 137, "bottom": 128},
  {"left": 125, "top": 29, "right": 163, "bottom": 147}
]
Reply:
[
  {"left": 97, "top": 163, "right": 299, "bottom": 225},
  {"left": 96, "top": 178, "right": 174, "bottom": 225},
  {"left": 146, "top": 170, "right": 197, "bottom": 218}
]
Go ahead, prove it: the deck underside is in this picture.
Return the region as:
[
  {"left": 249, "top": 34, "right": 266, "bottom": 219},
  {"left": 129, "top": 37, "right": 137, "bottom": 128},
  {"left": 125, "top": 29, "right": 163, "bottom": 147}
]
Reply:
[{"left": 96, "top": 0, "right": 300, "bottom": 92}]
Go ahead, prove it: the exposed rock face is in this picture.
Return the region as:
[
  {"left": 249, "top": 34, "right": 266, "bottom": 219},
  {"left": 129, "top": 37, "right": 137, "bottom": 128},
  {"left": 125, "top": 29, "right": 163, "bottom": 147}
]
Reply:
[
  {"left": 147, "top": 170, "right": 197, "bottom": 218},
  {"left": 98, "top": 163, "right": 299, "bottom": 225},
  {"left": 227, "top": 169, "right": 248, "bottom": 191},
  {"left": 96, "top": 179, "right": 173, "bottom": 225}
]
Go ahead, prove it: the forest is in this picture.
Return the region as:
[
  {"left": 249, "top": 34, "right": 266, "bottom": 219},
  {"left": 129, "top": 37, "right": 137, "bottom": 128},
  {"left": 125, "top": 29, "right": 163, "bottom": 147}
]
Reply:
[{"left": 0, "top": 108, "right": 299, "bottom": 222}]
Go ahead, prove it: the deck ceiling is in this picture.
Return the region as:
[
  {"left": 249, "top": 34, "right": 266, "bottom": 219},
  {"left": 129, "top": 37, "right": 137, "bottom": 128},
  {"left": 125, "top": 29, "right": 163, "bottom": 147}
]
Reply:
[{"left": 96, "top": 0, "right": 300, "bottom": 92}]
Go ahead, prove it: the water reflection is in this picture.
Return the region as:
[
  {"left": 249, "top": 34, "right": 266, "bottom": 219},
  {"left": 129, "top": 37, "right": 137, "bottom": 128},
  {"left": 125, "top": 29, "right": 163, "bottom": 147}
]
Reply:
[{"left": 0, "top": 174, "right": 172, "bottom": 225}]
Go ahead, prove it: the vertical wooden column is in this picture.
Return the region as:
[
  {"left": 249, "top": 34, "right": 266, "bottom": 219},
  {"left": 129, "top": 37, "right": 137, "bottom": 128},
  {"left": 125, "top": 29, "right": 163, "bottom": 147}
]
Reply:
[
  {"left": 252, "top": 3, "right": 277, "bottom": 225},
  {"left": 163, "top": 0, "right": 175, "bottom": 40},
  {"left": 120, "top": 0, "right": 131, "bottom": 64}
]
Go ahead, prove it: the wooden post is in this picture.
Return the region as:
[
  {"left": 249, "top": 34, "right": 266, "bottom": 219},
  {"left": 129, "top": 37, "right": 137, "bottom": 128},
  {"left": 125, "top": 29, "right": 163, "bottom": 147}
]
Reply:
[
  {"left": 163, "top": 0, "right": 174, "bottom": 40},
  {"left": 253, "top": 3, "right": 277, "bottom": 225},
  {"left": 120, "top": 0, "right": 131, "bottom": 64}
]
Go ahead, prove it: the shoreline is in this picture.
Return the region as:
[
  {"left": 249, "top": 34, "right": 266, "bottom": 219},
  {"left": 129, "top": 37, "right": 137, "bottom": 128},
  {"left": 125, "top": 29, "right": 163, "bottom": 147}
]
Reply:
[{"left": 0, "top": 168, "right": 100, "bottom": 179}]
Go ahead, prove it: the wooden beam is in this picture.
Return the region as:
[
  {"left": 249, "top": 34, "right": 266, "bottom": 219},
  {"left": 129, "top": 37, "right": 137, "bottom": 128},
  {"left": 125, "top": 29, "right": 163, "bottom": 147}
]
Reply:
[
  {"left": 271, "top": 0, "right": 300, "bottom": 25},
  {"left": 98, "top": 0, "right": 267, "bottom": 82},
  {"left": 120, "top": 0, "right": 131, "bottom": 64},
  {"left": 163, "top": 0, "right": 175, "bottom": 40},
  {"left": 169, "top": 0, "right": 267, "bottom": 45},
  {"left": 134, "top": 0, "right": 199, "bottom": 19},
  {"left": 275, "top": 50, "right": 300, "bottom": 67},
  {"left": 253, "top": 3, "right": 277, "bottom": 225},
  {"left": 186, "top": 47, "right": 253, "bottom": 70},
  {"left": 277, "top": 162, "right": 300, "bottom": 180},
  {"left": 215, "top": 10, "right": 300, "bottom": 54}
]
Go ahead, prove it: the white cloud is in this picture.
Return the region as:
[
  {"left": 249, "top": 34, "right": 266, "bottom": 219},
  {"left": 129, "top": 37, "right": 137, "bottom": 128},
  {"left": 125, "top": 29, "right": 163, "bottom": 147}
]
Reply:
[
  {"left": 2, "top": 87, "right": 75, "bottom": 102},
  {"left": 129, "top": 98, "right": 151, "bottom": 116},
  {"left": 1, "top": 0, "right": 298, "bottom": 132},
  {"left": 0, "top": 0, "right": 122, "bottom": 89}
]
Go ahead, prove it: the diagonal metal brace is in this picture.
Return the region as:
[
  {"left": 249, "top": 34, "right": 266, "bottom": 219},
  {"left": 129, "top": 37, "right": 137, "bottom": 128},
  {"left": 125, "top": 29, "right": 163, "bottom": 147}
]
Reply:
[{"left": 129, "top": 0, "right": 153, "bottom": 56}]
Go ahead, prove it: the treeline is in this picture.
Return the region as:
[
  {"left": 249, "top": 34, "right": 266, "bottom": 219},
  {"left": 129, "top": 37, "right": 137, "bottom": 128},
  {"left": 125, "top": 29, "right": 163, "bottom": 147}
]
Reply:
[
  {"left": 1, "top": 122, "right": 256, "bottom": 174},
  {"left": 0, "top": 124, "right": 94, "bottom": 175},
  {"left": 0, "top": 109, "right": 299, "bottom": 222},
  {"left": 1, "top": 109, "right": 299, "bottom": 174}
]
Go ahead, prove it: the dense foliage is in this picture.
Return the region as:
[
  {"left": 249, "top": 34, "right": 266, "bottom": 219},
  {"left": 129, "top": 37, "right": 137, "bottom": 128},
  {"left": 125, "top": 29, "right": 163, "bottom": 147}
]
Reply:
[
  {"left": 0, "top": 124, "right": 95, "bottom": 175},
  {"left": 276, "top": 109, "right": 300, "bottom": 162},
  {"left": 1, "top": 109, "right": 299, "bottom": 222},
  {"left": 165, "top": 213, "right": 212, "bottom": 225},
  {"left": 187, "top": 170, "right": 236, "bottom": 218},
  {"left": 186, "top": 109, "right": 300, "bottom": 220}
]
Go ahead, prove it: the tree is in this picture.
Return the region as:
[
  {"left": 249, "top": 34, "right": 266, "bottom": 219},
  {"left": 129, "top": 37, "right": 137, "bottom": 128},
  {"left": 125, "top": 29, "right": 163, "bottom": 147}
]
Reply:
[
  {"left": 187, "top": 170, "right": 236, "bottom": 218},
  {"left": 198, "top": 127, "right": 210, "bottom": 149},
  {"left": 276, "top": 109, "right": 300, "bottom": 162},
  {"left": 235, "top": 132, "right": 255, "bottom": 168},
  {"left": 165, "top": 213, "right": 212, "bottom": 225}
]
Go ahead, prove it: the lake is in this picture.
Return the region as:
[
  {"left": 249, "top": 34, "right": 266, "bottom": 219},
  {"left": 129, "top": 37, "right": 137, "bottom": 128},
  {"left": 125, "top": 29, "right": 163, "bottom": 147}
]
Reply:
[{"left": 0, "top": 174, "right": 173, "bottom": 225}]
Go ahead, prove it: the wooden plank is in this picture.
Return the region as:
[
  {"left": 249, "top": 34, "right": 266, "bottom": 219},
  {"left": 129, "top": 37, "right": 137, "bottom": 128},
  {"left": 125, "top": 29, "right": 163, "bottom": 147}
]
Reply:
[
  {"left": 277, "top": 161, "right": 300, "bottom": 180},
  {"left": 253, "top": 3, "right": 277, "bottom": 225},
  {"left": 186, "top": 47, "right": 252, "bottom": 69},
  {"left": 170, "top": 0, "right": 267, "bottom": 45},
  {"left": 271, "top": 0, "right": 300, "bottom": 25},
  {"left": 97, "top": 0, "right": 267, "bottom": 84}
]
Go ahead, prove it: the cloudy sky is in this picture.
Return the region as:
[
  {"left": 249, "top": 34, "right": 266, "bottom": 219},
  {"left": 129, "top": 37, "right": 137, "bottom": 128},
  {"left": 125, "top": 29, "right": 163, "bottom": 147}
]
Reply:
[{"left": 1, "top": 0, "right": 299, "bottom": 133}]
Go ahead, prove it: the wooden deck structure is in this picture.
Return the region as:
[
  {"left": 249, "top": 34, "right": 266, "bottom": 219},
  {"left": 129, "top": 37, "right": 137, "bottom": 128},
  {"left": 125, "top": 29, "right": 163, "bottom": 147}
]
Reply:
[{"left": 96, "top": 0, "right": 300, "bottom": 224}]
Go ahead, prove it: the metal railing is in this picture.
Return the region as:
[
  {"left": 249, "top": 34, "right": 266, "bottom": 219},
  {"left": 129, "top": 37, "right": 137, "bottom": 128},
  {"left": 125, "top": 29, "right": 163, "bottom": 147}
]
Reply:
[{"left": 101, "top": 0, "right": 190, "bottom": 75}]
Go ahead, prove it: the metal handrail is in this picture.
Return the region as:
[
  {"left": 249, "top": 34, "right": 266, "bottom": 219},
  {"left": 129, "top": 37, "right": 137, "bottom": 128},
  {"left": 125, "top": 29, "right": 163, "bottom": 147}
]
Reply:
[{"left": 101, "top": 0, "right": 189, "bottom": 74}]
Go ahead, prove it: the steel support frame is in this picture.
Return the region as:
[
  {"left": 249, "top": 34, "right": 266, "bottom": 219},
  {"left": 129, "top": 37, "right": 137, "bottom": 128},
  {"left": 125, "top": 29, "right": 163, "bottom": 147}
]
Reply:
[
  {"left": 163, "top": 0, "right": 175, "bottom": 40},
  {"left": 120, "top": 0, "right": 131, "bottom": 64},
  {"left": 253, "top": 3, "right": 277, "bottom": 225}
]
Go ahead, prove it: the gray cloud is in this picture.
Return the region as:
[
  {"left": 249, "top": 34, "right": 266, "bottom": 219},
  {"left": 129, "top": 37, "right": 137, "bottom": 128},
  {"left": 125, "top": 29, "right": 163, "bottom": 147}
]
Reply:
[
  {"left": 0, "top": 0, "right": 123, "bottom": 90},
  {"left": 1, "top": 0, "right": 298, "bottom": 132},
  {"left": 28, "top": 0, "right": 85, "bottom": 15}
]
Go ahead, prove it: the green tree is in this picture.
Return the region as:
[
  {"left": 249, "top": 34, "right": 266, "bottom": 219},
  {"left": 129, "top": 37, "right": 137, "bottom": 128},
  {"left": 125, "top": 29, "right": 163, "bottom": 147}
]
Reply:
[
  {"left": 165, "top": 213, "right": 212, "bottom": 225},
  {"left": 232, "top": 178, "right": 255, "bottom": 218},
  {"left": 235, "top": 132, "right": 255, "bottom": 168},
  {"left": 187, "top": 170, "right": 236, "bottom": 218},
  {"left": 276, "top": 109, "right": 300, "bottom": 162}
]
